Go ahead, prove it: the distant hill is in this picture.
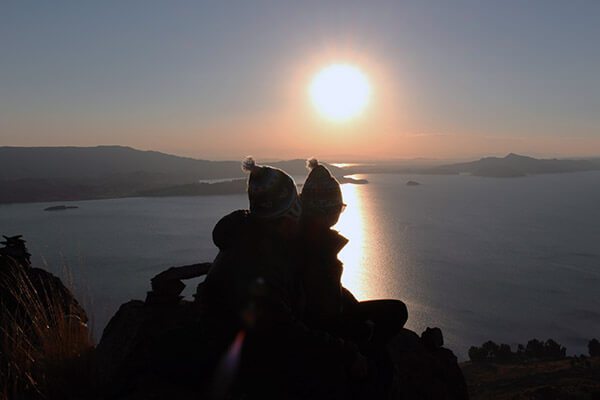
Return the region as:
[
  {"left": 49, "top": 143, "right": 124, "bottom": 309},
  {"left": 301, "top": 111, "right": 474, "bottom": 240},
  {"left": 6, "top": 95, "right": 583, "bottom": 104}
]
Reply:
[
  {"left": 0, "top": 146, "right": 344, "bottom": 204},
  {"left": 3, "top": 147, "right": 598, "bottom": 203},
  {"left": 428, "top": 153, "right": 600, "bottom": 177},
  {"left": 0, "top": 146, "right": 343, "bottom": 180}
]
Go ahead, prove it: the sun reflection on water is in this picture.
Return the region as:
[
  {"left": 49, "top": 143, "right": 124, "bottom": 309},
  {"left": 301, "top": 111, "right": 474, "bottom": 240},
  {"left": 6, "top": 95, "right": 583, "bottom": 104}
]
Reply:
[
  {"left": 334, "top": 176, "right": 440, "bottom": 337},
  {"left": 334, "top": 177, "right": 408, "bottom": 303},
  {"left": 334, "top": 181, "right": 369, "bottom": 299}
]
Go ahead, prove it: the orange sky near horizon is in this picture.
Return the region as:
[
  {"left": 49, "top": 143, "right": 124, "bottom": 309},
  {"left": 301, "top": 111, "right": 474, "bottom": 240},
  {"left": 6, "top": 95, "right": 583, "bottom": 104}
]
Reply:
[
  {"left": 4, "top": 50, "right": 599, "bottom": 162},
  {"left": 5, "top": 106, "right": 600, "bottom": 162}
]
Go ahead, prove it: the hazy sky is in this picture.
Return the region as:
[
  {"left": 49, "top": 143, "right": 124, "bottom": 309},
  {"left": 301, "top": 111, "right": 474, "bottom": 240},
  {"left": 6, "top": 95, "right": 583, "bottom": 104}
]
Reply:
[{"left": 1, "top": 1, "right": 599, "bottom": 160}]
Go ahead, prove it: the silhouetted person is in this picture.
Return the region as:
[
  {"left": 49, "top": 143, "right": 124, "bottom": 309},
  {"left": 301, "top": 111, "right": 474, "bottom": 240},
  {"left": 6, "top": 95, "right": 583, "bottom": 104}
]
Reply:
[
  {"left": 147, "top": 262, "right": 212, "bottom": 305},
  {"left": 299, "top": 159, "right": 407, "bottom": 344},
  {"left": 299, "top": 159, "right": 409, "bottom": 398},
  {"left": 199, "top": 157, "right": 364, "bottom": 399}
]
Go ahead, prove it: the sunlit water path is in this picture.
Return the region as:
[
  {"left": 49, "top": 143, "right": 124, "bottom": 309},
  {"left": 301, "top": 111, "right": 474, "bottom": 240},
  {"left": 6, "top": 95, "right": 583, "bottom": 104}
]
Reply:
[{"left": 1, "top": 172, "right": 599, "bottom": 358}]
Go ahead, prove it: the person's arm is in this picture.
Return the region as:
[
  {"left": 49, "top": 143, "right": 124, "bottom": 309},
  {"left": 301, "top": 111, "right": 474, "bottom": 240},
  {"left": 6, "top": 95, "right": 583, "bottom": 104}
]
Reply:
[
  {"left": 151, "top": 262, "right": 212, "bottom": 283},
  {"left": 149, "top": 263, "right": 213, "bottom": 299}
]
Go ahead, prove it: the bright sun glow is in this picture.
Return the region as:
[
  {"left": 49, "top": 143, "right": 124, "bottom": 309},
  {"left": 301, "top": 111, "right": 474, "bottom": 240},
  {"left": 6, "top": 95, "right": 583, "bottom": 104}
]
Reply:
[{"left": 310, "top": 64, "right": 371, "bottom": 122}]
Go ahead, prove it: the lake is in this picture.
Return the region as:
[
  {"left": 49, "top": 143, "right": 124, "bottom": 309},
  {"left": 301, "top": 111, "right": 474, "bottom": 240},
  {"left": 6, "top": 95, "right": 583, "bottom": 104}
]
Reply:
[{"left": 1, "top": 171, "right": 599, "bottom": 359}]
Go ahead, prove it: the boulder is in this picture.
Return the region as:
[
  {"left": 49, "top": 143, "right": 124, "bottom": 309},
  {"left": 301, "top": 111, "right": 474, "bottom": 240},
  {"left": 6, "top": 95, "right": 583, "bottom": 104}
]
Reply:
[{"left": 387, "top": 328, "right": 468, "bottom": 399}]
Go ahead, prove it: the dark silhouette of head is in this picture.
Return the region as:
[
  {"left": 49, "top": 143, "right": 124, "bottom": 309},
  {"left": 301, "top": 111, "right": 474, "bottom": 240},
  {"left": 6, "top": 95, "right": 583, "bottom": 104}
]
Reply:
[
  {"left": 300, "top": 158, "right": 344, "bottom": 228},
  {"left": 242, "top": 156, "right": 301, "bottom": 237}
]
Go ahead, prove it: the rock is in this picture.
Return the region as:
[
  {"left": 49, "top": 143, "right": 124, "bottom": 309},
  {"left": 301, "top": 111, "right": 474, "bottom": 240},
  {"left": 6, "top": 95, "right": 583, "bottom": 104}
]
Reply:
[
  {"left": 406, "top": 180, "right": 421, "bottom": 186},
  {"left": 421, "top": 327, "right": 444, "bottom": 349},
  {"left": 387, "top": 328, "right": 468, "bottom": 400},
  {"left": 94, "top": 296, "right": 209, "bottom": 398},
  {"left": 96, "top": 264, "right": 469, "bottom": 399},
  {"left": 96, "top": 290, "right": 469, "bottom": 399}
]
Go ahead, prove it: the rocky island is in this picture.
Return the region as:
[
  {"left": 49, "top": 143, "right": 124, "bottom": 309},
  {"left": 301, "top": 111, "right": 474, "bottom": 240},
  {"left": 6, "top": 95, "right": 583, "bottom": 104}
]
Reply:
[{"left": 44, "top": 205, "right": 79, "bottom": 211}]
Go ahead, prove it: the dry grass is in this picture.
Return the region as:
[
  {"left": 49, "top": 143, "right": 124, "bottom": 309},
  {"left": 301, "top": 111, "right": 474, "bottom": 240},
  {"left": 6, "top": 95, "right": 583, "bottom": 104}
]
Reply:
[
  {"left": 463, "top": 357, "right": 600, "bottom": 399},
  {"left": 0, "top": 258, "right": 94, "bottom": 399}
]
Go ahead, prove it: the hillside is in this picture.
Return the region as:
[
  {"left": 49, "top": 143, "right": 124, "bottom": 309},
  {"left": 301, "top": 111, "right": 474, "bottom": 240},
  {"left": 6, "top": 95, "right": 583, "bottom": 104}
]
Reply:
[
  {"left": 429, "top": 153, "right": 600, "bottom": 177},
  {"left": 341, "top": 154, "right": 600, "bottom": 177},
  {"left": 3, "top": 147, "right": 599, "bottom": 203},
  {"left": 463, "top": 357, "right": 600, "bottom": 399},
  {"left": 0, "top": 146, "right": 344, "bottom": 180},
  {"left": 0, "top": 146, "right": 344, "bottom": 204}
]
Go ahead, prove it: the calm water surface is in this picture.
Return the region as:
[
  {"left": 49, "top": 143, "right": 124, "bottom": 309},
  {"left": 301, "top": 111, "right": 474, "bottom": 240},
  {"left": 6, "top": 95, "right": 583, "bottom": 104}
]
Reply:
[{"left": 1, "top": 172, "right": 599, "bottom": 358}]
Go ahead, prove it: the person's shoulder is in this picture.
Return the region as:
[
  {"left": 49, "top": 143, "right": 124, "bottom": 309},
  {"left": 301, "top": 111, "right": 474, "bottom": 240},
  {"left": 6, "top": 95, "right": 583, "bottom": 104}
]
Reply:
[{"left": 212, "top": 209, "right": 251, "bottom": 250}]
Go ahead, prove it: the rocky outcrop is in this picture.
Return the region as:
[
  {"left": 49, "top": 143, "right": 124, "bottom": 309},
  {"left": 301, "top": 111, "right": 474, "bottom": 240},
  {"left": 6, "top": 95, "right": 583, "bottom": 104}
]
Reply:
[
  {"left": 94, "top": 264, "right": 213, "bottom": 398},
  {"left": 94, "top": 299, "right": 207, "bottom": 398},
  {"left": 95, "top": 268, "right": 468, "bottom": 399},
  {"left": 388, "top": 328, "right": 468, "bottom": 399}
]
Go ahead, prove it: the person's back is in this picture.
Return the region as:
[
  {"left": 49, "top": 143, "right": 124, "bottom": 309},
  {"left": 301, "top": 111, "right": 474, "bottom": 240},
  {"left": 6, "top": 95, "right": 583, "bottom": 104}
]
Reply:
[
  {"left": 200, "top": 158, "right": 359, "bottom": 399},
  {"left": 202, "top": 209, "right": 302, "bottom": 337},
  {"left": 299, "top": 159, "right": 411, "bottom": 398},
  {"left": 300, "top": 222, "right": 348, "bottom": 327},
  {"left": 299, "top": 159, "right": 366, "bottom": 333}
]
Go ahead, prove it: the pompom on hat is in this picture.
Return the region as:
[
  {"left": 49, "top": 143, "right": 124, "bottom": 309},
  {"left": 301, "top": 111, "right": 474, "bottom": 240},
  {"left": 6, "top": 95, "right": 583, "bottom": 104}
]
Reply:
[
  {"left": 242, "top": 156, "right": 301, "bottom": 219},
  {"left": 300, "top": 158, "right": 344, "bottom": 216}
]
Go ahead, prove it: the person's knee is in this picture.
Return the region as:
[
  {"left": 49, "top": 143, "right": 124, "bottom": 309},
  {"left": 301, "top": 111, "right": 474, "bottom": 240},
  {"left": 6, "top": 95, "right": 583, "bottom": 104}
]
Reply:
[
  {"left": 395, "top": 301, "right": 408, "bottom": 327},
  {"left": 358, "top": 299, "right": 408, "bottom": 334},
  {"left": 378, "top": 299, "right": 408, "bottom": 328}
]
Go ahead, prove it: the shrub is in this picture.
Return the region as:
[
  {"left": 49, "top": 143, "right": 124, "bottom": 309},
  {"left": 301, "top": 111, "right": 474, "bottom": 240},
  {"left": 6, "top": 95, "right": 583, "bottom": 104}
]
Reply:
[
  {"left": 589, "top": 338, "right": 600, "bottom": 357},
  {"left": 468, "top": 338, "right": 568, "bottom": 363},
  {"left": 468, "top": 346, "right": 487, "bottom": 362},
  {"left": 468, "top": 341, "right": 504, "bottom": 362},
  {"left": 525, "top": 339, "right": 545, "bottom": 358},
  {"left": 544, "top": 339, "right": 566, "bottom": 359},
  {"left": 495, "top": 344, "right": 513, "bottom": 362}
]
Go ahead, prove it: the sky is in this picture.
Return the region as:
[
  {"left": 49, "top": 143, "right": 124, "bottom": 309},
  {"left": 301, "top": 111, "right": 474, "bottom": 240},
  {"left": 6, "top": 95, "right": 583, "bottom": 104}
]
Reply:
[{"left": 1, "top": 0, "right": 599, "bottom": 161}]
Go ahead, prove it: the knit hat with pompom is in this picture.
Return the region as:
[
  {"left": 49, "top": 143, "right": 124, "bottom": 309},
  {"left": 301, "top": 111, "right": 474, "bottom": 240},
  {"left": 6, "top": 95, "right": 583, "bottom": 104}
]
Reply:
[
  {"left": 300, "top": 158, "right": 343, "bottom": 216},
  {"left": 242, "top": 156, "right": 301, "bottom": 219}
]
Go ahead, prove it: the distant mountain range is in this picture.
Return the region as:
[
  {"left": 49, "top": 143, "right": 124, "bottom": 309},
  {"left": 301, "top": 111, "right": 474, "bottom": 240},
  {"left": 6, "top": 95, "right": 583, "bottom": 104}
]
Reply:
[
  {"left": 429, "top": 153, "right": 600, "bottom": 177},
  {"left": 0, "top": 146, "right": 343, "bottom": 181},
  {"left": 344, "top": 153, "right": 600, "bottom": 177},
  {"left": 1, "top": 146, "right": 599, "bottom": 204},
  {"left": 0, "top": 146, "right": 343, "bottom": 204}
]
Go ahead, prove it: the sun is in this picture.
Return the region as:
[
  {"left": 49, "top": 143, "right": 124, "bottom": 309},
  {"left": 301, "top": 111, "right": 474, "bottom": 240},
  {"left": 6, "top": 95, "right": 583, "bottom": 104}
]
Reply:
[{"left": 309, "top": 64, "right": 371, "bottom": 122}]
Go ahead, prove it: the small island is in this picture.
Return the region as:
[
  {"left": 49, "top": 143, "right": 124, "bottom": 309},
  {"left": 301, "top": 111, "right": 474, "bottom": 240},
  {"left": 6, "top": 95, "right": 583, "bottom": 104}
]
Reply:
[
  {"left": 339, "top": 175, "right": 369, "bottom": 185},
  {"left": 44, "top": 205, "right": 79, "bottom": 212},
  {"left": 406, "top": 180, "right": 421, "bottom": 186}
]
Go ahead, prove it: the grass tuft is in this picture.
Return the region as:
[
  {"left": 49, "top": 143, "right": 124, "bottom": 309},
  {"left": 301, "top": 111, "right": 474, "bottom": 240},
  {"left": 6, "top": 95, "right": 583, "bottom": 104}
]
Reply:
[{"left": 0, "top": 257, "right": 93, "bottom": 399}]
